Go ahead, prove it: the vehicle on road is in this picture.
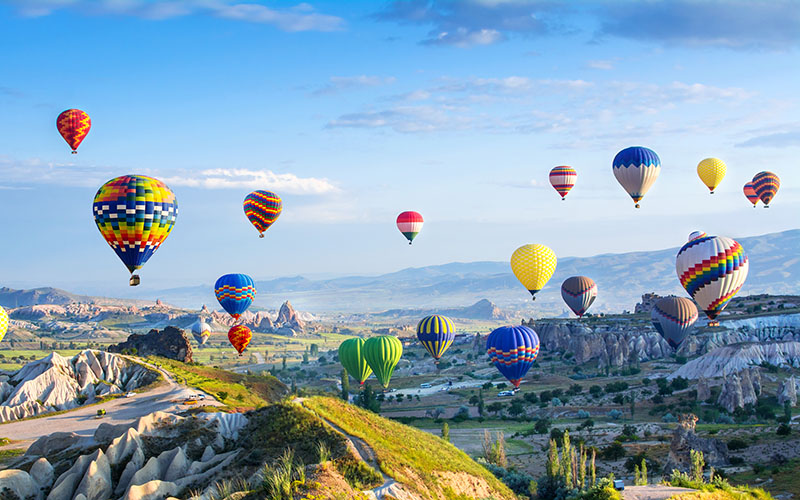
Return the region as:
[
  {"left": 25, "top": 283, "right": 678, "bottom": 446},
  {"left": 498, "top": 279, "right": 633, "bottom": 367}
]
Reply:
[
  {"left": 420, "top": 383, "right": 432, "bottom": 389},
  {"left": 613, "top": 480, "right": 624, "bottom": 491},
  {"left": 125, "top": 392, "right": 136, "bottom": 398},
  {"left": 95, "top": 409, "right": 106, "bottom": 418},
  {"left": 497, "top": 391, "right": 514, "bottom": 397}
]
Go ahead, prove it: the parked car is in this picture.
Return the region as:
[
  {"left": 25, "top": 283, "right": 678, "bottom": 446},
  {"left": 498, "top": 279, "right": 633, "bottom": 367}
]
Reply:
[
  {"left": 125, "top": 392, "right": 136, "bottom": 398},
  {"left": 613, "top": 480, "right": 624, "bottom": 491},
  {"left": 497, "top": 391, "right": 514, "bottom": 397},
  {"left": 419, "top": 383, "right": 432, "bottom": 389}
]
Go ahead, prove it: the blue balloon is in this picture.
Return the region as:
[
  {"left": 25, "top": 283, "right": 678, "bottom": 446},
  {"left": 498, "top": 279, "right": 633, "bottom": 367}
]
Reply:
[
  {"left": 612, "top": 146, "right": 660, "bottom": 169},
  {"left": 214, "top": 274, "right": 256, "bottom": 319},
  {"left": 417, "top": 315, "right": 456, "bottom": 361},
  {"left": 485, "top": 325, "right": 540, "bottom": 389}
]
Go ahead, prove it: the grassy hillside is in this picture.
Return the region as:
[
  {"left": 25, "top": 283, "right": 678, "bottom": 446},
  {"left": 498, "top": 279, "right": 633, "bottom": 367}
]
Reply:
[
  {"left": 149, "top": 356, "right": 288, "bottom": 408},
  {"left": 303, "top": 396, "right": 516, "bottom": 499}
]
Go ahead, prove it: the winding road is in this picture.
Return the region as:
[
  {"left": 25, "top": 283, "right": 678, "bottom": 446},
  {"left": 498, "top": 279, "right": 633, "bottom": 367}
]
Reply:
[{"left": 0, "top": 358, "right": 221, "bottom": 450}]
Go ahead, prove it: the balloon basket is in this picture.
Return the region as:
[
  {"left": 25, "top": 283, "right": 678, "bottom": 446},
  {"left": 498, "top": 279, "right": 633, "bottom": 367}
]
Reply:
[
  {"left": 71, "top": 150, "right": 77, "bottom": 154},
  {"left": 259, "top": 233, "right": 264, "bottom": 238},
  {"left": 634, "top": 204, "right": 640, "bottom": 208},
  {"left": 129, "top": 275, "right": 141, "bottom": 287},
  {"left": 408, "top": 241, "right": 412, "bottom": 245}
]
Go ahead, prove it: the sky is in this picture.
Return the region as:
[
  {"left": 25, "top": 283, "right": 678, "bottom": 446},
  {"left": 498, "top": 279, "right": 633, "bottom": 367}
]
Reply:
[{"left": 0, "top": 0, "right": 798, "bottom": 298}]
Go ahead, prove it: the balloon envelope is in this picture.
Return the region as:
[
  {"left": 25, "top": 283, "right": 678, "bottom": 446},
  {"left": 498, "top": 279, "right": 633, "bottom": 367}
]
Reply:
[
  {"left": 752, "top": 171, "right": 780, "bottom": 207},
  {"left": 396, "top": 211, "right": 423, "bottom": 244},
  {"left": 0, "top": 306, "right": 7, "bottom": 343},
  {"left": 417, "top": 315, "right": 456, "bottom": 361},
  {"left": 191, "top": 319, "right": 211, "bottom": 345},
  {"left": 549, "top": 166, "right": 577, "bottom": 200},
  {"left": 363, "top": 336, "right": 403, "bottom": 388},
  {"left": 560, "top": 276, "right": 597, "bottom": 317},
  {"left": 676, "top": 235, "right": 748, "bottom": 321},
  {"left": 228, "top": 325, "right": 252, "bottom": 354},
  {"left": 612, "top": 146, "right": 661, "bottom": 208},
  {"left": 510, "top": 244, "right": 557, "bottom": 299},
  {"left": 743, "top": 182, "right": 759, "bottom": 207},
  {"left": 688, "top": 231, "right": 707, "bottom": 242},
  {"left": 243, "top": 190, "right": 282, "bottom": 237},
  {"left": 57, "top": 109, "right": 91, "bottom": 153},
  {"left": 651, "top": 297, "right": 698, "bottom": 349},
  {"left": 697, "top": 158, "right": 726, "bottom": 194},
  {"left": 486, "top": 325, "right": 540, "bottom": 388},
  {"left": 214, "top": 274, "right": 256, "bottom": 319},
  {"left": 93, "top": 175, "right": 178, "bottom": 282},
  {"left": 338, "top": 338, "right": 373, "bottom": 385}
]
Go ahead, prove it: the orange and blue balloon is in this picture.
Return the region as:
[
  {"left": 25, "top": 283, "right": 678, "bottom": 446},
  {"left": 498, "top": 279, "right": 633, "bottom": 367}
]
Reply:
[
  {"left": 752, "top": 171, "right": 780, "bottom": 207},
  {"left": 244, "top": 190, "right": 282, "bottom": 238},
  {"left": 417, "top": 315, "right": 455, "bottom": 362},
  {"left": 486, "top": 325, "right": 540, "bottom": 389},
  {"left": 651, "top": 297, "right": 698, "bottom": 349},
  {"left": 214, "top": 274, "right": 256, "bottom": 320},
  {"left": 57, "top": 109, "right": 91, "bottom": 153},
  {"left": 560, "top": 276, "right": 597, "bottom": 318},
  {"left": 743, "top": 182, "right": 759, "bottom": 208},
  {"left": 93, "top": 175, "right": 178, "bottom": 285}
]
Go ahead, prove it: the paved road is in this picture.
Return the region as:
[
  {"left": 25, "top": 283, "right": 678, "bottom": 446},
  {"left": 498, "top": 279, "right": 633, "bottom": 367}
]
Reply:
[
  {"left": 0, "top": 359, "right": 221, "bottom": 448},
  {"left": 621, "top": 485, "right": 695, "bottom": 500}
]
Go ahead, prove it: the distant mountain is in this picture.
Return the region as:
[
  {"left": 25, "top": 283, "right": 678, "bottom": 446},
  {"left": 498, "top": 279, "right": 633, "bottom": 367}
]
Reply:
[
  {"left": 139, "top": 229, "right": 798, "bottom": 315},
  {"left": 0, "top": 286, "right": 163, "bottom": 309},
  {"left": 375, "top": 299, "right": 512, "bottom": 320}
]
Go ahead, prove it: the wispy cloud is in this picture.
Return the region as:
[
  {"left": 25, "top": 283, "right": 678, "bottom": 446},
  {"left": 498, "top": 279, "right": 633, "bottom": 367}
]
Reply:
[
  {"left": 736, "top": 130, "right": 800, "bottom": 148},
  {"left": 5, "top": 0, "right": 344, "bottom": 31},
  {"left": 312, "top": 75, "right": 396, "bottom": 96},
  {"left": 374, "top": 0, "right": 565, "bottom": 47},
  {"left": 586, "top": 59, "right": 614, "bottom": 70},
  {"left": 0, "top": 158, "right": 337, "bottom": 194}
]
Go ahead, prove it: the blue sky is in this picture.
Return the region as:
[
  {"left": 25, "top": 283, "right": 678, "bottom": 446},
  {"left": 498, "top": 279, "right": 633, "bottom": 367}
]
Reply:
[{"left": 0, "top": 0, "right": 798, "bottom": 297}]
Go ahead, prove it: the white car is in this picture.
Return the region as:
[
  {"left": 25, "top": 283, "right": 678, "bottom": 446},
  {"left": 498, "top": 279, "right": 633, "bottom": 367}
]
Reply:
[
  {"left": 125, "top": 392, "right": 136, "bottom": 398},
  {"left": 419, "top": 383, "right": 432, "bottom": 389},
  {"left": 613, "top": 480, "right": 624, "bottom": 491},
  {"left": 497, "top": 391, "right": 514, "bottom": 397}
]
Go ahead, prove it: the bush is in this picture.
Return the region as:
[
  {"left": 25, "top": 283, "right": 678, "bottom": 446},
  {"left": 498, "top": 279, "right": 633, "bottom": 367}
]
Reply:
[
  {"left": 540, "top": 390, "right": 553, "bottom": 403},
  {"left": 716, "top": 414, "right": 734, "bottom": 425},
  {"left": 483, "top": 463, "right": 535, "bottom": 496},
  {"left": 600, "top": 441, "right": 626, "bottom": 460},
  {"left": 524, "top": 392, "right": 539, "bottom": 404},
  {"left": 571, "top": 477, "right": 622, "bottom": 500},
  {"left": 577, "top": 410, "right": 590, "bottom": 419},
  {"left": 607, "top": 409, "right": 622, "bottom": 420},
  {"left": 662, "top": 413, "right": 677, "bottom": 423},
  {"left": 605, "top": 382, "right": 629, "bottom": 393},
  {"left": 589, "top": 385, "right": 603, "bottom": 397},
  {"left": 452, "top": 405, "right": 470, "bottom": 422},
  {"left": 727, "top": 438, "right": 749, "bottom": 451},
  {"left": 776, "top": 424, "right": 791, "bottom": 436},
  {"left": 534, "top": 417, "right": 551, "bottom": 434},
  {"left": 550, "top": 427, "right": 564, "bottom": 441},
  {"left": 551, "top": 397, "right": 563, "bottom": 406}
]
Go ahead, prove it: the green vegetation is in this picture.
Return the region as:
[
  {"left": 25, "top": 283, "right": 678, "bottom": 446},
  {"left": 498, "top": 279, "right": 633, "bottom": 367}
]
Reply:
[
  {"left": 303, "top": 396, "right": 514, "bottom": 498},
  {"left": 667, "top": 451, "right": 775, "bottom": 500},
  {"left": 149, "top": 356, "right": 287, "bottom": 408},
  {"left": 729, "top": 458, "right": 800, "bottom": 499}
]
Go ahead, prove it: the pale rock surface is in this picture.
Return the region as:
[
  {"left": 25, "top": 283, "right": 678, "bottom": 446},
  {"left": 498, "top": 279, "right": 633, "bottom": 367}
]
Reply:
[
  {"left": 73, "top": 449, "right": 112, "bottom": 500},
  {"left": 0, "top": 470, "right": 40, "bottom": 500},
  {"left": 106, "top": 427, "right": 144, "bottom": 466},
  {"left": 670, "top": 341, "right": 800, "bottom": 380},
  {"left": 122, "top": 480, "right": 178, "bottom": 500},
  {"left": 115, "top": 447, "right": 146, "bottom": 496},
  {"left": 777, "top": 375, "right": 797, "bottom": 407},
  {"left": 200, "top": 445, "right": 215, "bottom": 462},
  {"left": 696, "top": 377, "right": 711, "bottom": 401},
  {"left": 29, "top": 457, "right": 55, "bottom": 490}
]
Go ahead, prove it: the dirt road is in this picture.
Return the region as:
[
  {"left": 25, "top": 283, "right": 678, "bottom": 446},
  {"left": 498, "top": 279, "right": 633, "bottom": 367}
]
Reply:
[
  {"left": 621, "top": 485, "right": 695, "bottom": 500},
  {"left": 0, "top": 359, "right": 221, "bottom": 448}
]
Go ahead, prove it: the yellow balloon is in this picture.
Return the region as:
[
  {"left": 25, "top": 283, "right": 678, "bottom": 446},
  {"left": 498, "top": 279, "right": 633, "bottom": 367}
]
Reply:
[
  {"left": 510, "top": 244, "right": 557, "bottom": 300},
  {"left": 0, "top": 306, "right": 8, "bottom": 343},
  {"left": 697, "top": 158, "right": 726, "bottom": 194}
]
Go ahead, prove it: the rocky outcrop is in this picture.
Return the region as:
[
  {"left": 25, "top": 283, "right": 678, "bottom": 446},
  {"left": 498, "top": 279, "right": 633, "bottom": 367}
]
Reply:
[
  {"left": 696, "top": 377, "right": 711, "bottom": 402},
  {"left": 716, "top": 367, "right": 761, "bottom": 413},
  {"left": 778, "top": 376, "right": 797, "bottom": 407},
  {"left": 109, "top": 326, "right": 193, "bottom": 363},
  {"left": 1, "top": 351, "right": 158, "bottom": 423},
  {"left": 663, "top": 414, "right": 729, "bottom": 476},
  {"left": 670, "top": 341, "right": 800, "bottom": 379},
  {"left": 0, "top": 469, "right": 40, "bottom": 500},
  {"left": 276, "top": 301, "right": 305, "bottom": 332}
]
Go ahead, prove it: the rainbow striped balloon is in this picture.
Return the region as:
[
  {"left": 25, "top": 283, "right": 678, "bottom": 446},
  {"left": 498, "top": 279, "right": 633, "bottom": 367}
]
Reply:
[
  {"left": 743, "top": 182, "right": 759, "bottom": 207},
  {"left": 214, "top": 273, "right": 256, "bottom": 320},
  {"left": 549, "top": 166, "right": 577, "bottom": 200},
  {"left": 243, "top": 190, "right": 282, "bottom": 237},
  {"left": 676, "top": 235, "right": 748, "bottom": 322},
  {"left": 752, "top": 171, "right": 780, "bottom": 207},
  {"left": 417, "top": 314, "right": 456, "bottom": 361},
  {"left": 486, "top": 325, "right": 539, "bottom": 389}
]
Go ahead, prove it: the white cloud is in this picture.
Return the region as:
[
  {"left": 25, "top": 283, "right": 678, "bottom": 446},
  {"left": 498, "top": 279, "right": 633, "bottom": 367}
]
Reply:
[
  {"left": 162, "top": 168, "right": 338, "bottom": 194},
  {"left": 313, "top": 75, "right": 396, "bottom": 96},
  {"left": 586, "top": 59, "right": 614, "bottom": 70},
  {"left": 7, "top": 0, "right": 344, "bottom": 31}
]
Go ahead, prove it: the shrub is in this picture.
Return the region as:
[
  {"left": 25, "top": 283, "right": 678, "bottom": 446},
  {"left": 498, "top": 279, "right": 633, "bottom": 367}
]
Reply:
[
  {"left": 589, "top": 385, "right": 603, "bottom": 396},
  {"left": 524, "top": 392, "right": 539, "bottom": 404},
  {"left": 452, "top": 406, "right": 470, "bottom": 422},
  {"left": 600, "top": 441, "right": 626, "bottom": 460},
  {"left": 551, "top": 397, "right": 563, "bottom": 406},
  {"left": 577, "top": 410, "right": 590, "bottom": 419},
  {"left": 604, "top": 382, "right": 629, "bottom": 393},
  {"left": 727, "top": 438, "right": 749, "bottom": 450},
  {"left": 607, "top": 409, "right": 622, "bottom": 420},
  {"left": 662, "top": 413, "right": 677, "bottom": 423},
  {"left": 716, "top": 414, "right": 734, "bottom": 425},
  {"left": 534, "top": 417, "right": 551, "bottom": 434},
  {"left": 776, "top": 424, "right": 791, "bottom": 436}
]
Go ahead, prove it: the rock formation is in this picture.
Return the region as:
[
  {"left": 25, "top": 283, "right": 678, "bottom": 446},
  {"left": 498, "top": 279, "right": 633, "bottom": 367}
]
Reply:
[
  {"left": 109, "top": 326, "right": 193, "bottom": 363},
  {"left": 777, "top": 375, "right": 797, "bottom": 407},
  {"left": 716, "top": 367, "right": 761, "bottom": 413},
  {"left": 0, "top": 351, "right": 158, "bottom": 423},
  {"left": 276, "top": 301, "right": 305, "bottom": 332},
  {"left": 696, "top": 377, "right": 711, "bottom": 401},
  {"left": 670, "top": 341, "right": 800, "bottom": 380},
  {"left": 663, "top": 414, "right": 729, "bottom": 476}
]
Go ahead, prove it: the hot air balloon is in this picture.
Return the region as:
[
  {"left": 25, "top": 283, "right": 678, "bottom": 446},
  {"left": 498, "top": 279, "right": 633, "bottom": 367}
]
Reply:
[
  {"left": 486, "top": 325, "right": 539, "bottom": 389},
  {"left": 560, "top": 276, "right": 597, "bottom": 318},
  {"left": 191, "top": 319, "right": 211, "bottom": 346},
  {"left": 214, "top": 274, "right": 256, "bottom": 320},
  {"left": 363, "top": 336, "right": 403, "bottom": 388},
  {"left": 338, "top": 338, "right": 373, "bottom": 385},
  {"left": 612, "top": 146, "right": 661, "bottom": 208},
  {"left": 676, "top": 235, "right": 748, "bottom": 326},
  {"left": 396, "top": 211, "right": 423, "bottom": 245},
  {"left": 228, "top": 325, "right": 252, "bottom": 355},
  {"left": 56, "top": 109, "right": 91, "bottom": 153},
  {"left": 697, "top": 158, "right": 726, "bottom": 194},
  {"left": 743, "top": 182, "right": 759, "bottom": 208},
  {"left": 752, "top": 171, "right": 780, "bottom": 207},
  {"left": 651, "top": 297, "right": 698, "bottom": 349},
  {"left": 243, "top": 190, "right": 282, "bottom": 238},
  {"left": 0, "top": 306, "right": 8, "bottom": 343},
  {"left": 549, "top": 166, "right": 577, "bottom": 200},
  {"left": 688, "top": 231, "right": 707, "bottom": 242},
  {"left": 93, "top": 175, "right": 178, "bottom": 286},
  {"left": 417, "top": 315, "right": 456, "bottom": 363},
  {"left": 510, "top": 244, "right": 557, "bottom": 300}
]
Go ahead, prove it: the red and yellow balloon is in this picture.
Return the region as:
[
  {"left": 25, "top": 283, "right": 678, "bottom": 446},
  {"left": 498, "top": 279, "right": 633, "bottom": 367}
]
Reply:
[{"left": 57, "top": 109, "right": 91, "bottom": 153}]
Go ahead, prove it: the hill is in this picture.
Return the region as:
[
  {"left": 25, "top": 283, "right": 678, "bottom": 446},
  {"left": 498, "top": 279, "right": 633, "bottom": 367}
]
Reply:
[
  {"left": 0, "top": 286, "right": 163, "bottom": 308},
  {"left": 138, "top": 229, "right": 800, "bottom": 314},
  {"left": 376, "top": 298, "right": 512, "bottom": 320}
]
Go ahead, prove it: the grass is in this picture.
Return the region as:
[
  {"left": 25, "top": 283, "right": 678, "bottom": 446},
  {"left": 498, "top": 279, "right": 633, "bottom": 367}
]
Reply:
[
  {"left": 302, "top": 396, "right": 515, "bottom": 499},
  {"left": 728, "top": 459, "right": 800, "bottom": 499},
  {"left": 148, "top": 356, "right": 288, "bottom": 409},
  {"left": 0, "top": 447, "right": 25, "bottom": 465}
]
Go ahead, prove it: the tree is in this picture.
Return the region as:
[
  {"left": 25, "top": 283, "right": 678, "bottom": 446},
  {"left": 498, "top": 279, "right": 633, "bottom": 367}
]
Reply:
[
  {"left": 524, "top": 392, "right": 539, "bottom": 404},
  {"left": 508, "top": 399, "right": 526, "bottom": 418},
  {"left": 478, "top": 390, "right": 485, "bottom": 416},
  {"left": 534, "top": 417, "right": 551, "bottom": 434},
  {"left": 690, "top": 450, "right": 704, "bottom": 482},
  {"left": 441, "top": 422, "right": 450, "bottom": 442},
  {"left": 310, "top": 343, "right": 319, "bottom": 357},
  {"left": 340, "top": 368, "right": 350, "bottom": 401},
  {"left": 302, "top": 352, "right": 309, "bottom": 364},
  {"left": 282, "top": 356, "right": 287, "bottom": 370},
  {"left": 482, "top": 430, "right": 507, "bottom": 467},
  {"left": 356, "top": 384, "right": 381, "bottom": 413},
  {"left": 589, "top": 385, "right": 603, "bottom": 398},
  {"left": 487, "top": 402, "right": 505, "bottom": 416},
  {"left": 469, "top": 394, "right": 480, "bottom": 406},
  {"left": 600, "top": 441, "right": 626, "bottom": 460}
]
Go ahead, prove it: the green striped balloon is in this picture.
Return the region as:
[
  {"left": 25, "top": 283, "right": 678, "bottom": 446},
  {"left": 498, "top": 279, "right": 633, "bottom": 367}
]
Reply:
[
  {"left": 338, "top": 338, "right": 372, "bottom": 385},
  {"left": 363, "top": 335, "right": 403, "bottom": 388}
]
